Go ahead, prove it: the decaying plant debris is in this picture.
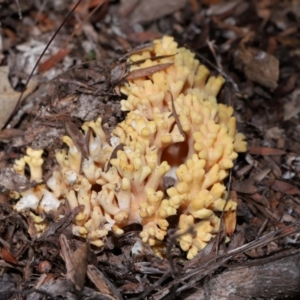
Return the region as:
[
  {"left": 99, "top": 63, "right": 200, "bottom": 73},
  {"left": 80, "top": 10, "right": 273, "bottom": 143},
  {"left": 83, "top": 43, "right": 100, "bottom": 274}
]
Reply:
[{"left": 1, "top": 0, "right": 300, "bottom": 299}]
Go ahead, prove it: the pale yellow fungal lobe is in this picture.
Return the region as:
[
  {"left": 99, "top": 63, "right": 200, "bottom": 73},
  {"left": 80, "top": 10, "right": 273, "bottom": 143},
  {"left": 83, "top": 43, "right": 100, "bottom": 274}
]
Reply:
[{"left": 22, "top": 147, "right": 44, "bottom": 182}]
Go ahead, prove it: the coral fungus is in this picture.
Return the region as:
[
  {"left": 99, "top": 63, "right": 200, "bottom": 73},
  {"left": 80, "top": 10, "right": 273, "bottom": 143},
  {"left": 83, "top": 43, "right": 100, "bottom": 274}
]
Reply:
[{"left": 12, "top": 36, "right": 246, "bottom": 259}]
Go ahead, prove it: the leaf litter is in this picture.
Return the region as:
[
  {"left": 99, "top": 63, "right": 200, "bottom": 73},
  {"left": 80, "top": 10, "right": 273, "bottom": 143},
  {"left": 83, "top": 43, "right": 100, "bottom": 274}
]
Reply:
[{"left": 1, "top": 0, "right": 300, "bottom": 299}]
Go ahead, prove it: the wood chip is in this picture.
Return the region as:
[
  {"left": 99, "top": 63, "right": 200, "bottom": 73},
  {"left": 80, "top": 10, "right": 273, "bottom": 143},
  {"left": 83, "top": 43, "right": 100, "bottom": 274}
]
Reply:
[
  {"left": 234, "top": 47, "right": 279, "bottom": 89},
  {"left": 60, "top": 235, "right": 89, "bottom": 291},
  {"left": 249, "top": 146, "right": 286, "bottom": 156},
  {"left": 231, "top": 181, "right": 258, "bottom": 194},
  {"left": 87, "top": 265, "right": 122, "bottom": 299},
  {"left": 124, "top": 0, "right": 187, "bottom": 24},
  {"left": 267, "top": 179, "right": 300, "bottom": 195}
]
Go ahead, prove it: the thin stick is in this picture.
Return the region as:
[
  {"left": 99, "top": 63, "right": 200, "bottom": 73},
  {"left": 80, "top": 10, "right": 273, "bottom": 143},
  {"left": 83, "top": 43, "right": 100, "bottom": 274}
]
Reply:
[{"left": 58, "top": 0, "right": 108, "bottom": 60}]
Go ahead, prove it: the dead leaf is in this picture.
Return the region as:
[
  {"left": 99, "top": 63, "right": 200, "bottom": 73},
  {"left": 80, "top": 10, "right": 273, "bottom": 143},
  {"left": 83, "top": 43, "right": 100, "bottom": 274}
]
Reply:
[
  {"left": 71, "top": 242, "right": 89, "bottom": 291},
  {"left": 269, "top": 180, "right": 300, "bottom": 195},
  {"left": 38, "top": 49, "right": 71, "bottom": 73},
  {"left": 60, "top": 235, "right": 89, "bottom": 291},
  {"left": 250, "top": 193, "right": 269, "bottom": 207},
  {"left": 87, "top": 265, "right": 121, "bottom": 299},
  {"left": 128, "top": 32, "right": 161, "bottom": 43},
  {"left": 0, "top": 66, "right": 37, "bottom": 130},
  {"left": 0, "top": 128, "right": 24, "bottom": 140},
  {"left": 125, "top": 0, "right": 187, "bottom": 24},
  {"left": 249, "top": 147, "right": 286, "bottom": 156},
  {"left": 234, "top": 47, "right": 279, "bottom": 89},
  {"left": 206, "top": 0, "right": 242, "bottom": 16},
  {"left": 264, "top": 156, "right": 282, "bottom": 178},
  {"left": 125, "top": 63, "right": 173, "bottom": 80},
  {"left": 252, "top": 167, "right": 272, "bottom": 182},
  {"left": 0, "top": 247, "right": 18, "bottom": 264},
  {"left": 231, "top": 181, "right": 258, "bottom": 194}
]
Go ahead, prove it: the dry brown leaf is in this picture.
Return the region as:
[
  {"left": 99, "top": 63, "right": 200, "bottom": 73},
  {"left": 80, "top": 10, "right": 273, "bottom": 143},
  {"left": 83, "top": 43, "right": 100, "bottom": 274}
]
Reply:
[
  {"left": 71, "top": 242, "right": 89, "bottom": 291},
  {"left": 0, "top": 66, "right": 38, "bottom": 130},
  {"left": 124, "top": 0, "right": 187, "bottom": 24},
  {"left": 234, "top": 47, "right": 279, "bottom": 89},
  {"left": 252, "top": 167, "right": 272, "bottom": 183},
  {"left": 231, "top": 181, "right": 258, "bottom": 194},
  {"left": 87, "top": 265, "right": 111, "bottom": 295},
  {"left": 206, "top": 0, "right": 242, "bottom": 16},
  {"left": 269, "top": 180, "right": 300, "bottom": 195},
  {"left": 128, "top": 32, "right": 161, "bottom": 43},
  {"left": 87, "top": 265, "right": 121, "bottom": 299},
  {"left": 38, "top": 49, "right": 71, "bottom": 73},
  {"left": 0, "top": 128, "right": 24, "bottom": 140},
  {"left": 250, "top": 193, "right": 269, "bottom": 206},
  {"left": 264, "top": 156, "right": 282, "bottom": 178},
  {"left": 125, "top": 63, "right": 173, "bottom": 80},
  {"left": 60, "top": 235, "right": 89, "bottom": 291},
  {"left": 0, "top": 247, "right": 18, "bottom": 264},
  {"left": 249, "top": 147, "right": 286, "bottom": 156}
]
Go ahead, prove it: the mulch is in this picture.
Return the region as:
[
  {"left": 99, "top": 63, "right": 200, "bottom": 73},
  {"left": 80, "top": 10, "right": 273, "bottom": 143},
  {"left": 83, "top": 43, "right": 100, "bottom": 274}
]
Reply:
[{"left": 1, "top": 0, "right": 300, "bottom": 299}]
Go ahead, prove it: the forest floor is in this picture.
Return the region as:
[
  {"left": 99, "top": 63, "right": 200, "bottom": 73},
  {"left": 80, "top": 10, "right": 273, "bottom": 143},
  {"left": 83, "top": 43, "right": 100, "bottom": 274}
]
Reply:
[{"left": 1, "top": 0, "right": 300, "bottom": 299}]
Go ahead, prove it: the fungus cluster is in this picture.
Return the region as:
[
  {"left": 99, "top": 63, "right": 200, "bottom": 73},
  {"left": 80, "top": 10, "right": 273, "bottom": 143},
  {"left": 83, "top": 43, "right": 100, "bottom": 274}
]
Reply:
[{"left": 12, "top": 36, "right": 246, "bottom": 259}]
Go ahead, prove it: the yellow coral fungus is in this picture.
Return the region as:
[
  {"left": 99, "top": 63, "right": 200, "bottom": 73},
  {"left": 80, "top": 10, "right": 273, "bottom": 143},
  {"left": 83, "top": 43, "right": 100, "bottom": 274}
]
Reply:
[{"left": 11, "top": 36, "right": 247, "bottom": 259}]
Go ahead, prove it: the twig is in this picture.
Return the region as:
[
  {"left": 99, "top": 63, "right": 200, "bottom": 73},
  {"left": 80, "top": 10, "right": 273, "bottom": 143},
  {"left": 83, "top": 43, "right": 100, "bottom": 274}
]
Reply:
[
  {"left": 168, "top": 91, "right": 186, "bottom": 139},
  {"left": 15, "top": 0, "right": 22, "bottom": 19},
  {"left": 153, "top": 219, "right": 300, "bottom": 298},
  {"left": 206, "top": 39, "right": 222, "bottom": 71},
  {"left": 216, "top": 168, "right": 233, "bottom": 254},
  {"left": 131, "top": 270, "right": 172, "bottom": 300},
  {"left": 194, "top": 51, "right": 239, "bottom": 93}
]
